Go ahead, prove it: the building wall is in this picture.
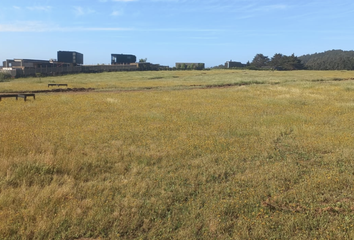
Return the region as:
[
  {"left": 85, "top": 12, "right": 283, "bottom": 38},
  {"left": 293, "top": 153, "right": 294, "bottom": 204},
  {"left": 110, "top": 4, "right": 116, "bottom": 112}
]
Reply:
[
  {"left": 111, "top": 54, "right": 137, "bottom": 64},
  {"left": 3, "top": 59, "right": 55, "bottom": 69},
  {"left": 58, "top": 51, "right": 84, "bottom": 65},
  {"left": 9, "top": 64, "right": 139, "bottom": 77}
]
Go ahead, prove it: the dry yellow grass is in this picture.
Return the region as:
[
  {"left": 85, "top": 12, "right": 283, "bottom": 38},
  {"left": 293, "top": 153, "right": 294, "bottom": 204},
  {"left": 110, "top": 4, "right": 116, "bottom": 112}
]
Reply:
[
  {"left": 1, "top": 69, "right": 353, "bottom": 92},
  {"left": 1, "top": 70, "right": 354, "bottom": 239}
]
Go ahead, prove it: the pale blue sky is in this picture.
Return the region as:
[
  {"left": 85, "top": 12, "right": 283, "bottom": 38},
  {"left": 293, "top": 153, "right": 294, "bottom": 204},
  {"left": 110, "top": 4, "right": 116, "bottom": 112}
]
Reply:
[{"left": 1, "top": 0, "right": 354, "bottom": 67}]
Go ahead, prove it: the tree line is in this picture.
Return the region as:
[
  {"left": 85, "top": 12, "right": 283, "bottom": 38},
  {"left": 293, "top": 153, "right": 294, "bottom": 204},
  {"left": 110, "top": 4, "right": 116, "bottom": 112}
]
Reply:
[
  {"left": 299, "top": 50, "right": 354, "bottom": 70},
  {"left": 249, "top": 53, "right": 305, "bottom": 70},
  {"left": 212, "top": 53, "right": 306, "bottom": 70},
  {"left": 216, "top": 49, "right": 354, "bottom": 70}
]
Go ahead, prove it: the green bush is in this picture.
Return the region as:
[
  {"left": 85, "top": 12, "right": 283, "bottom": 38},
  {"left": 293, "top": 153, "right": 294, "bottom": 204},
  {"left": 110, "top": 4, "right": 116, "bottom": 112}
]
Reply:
[{"left": 0, "top": 72, "right": 12, "bottom": 82}]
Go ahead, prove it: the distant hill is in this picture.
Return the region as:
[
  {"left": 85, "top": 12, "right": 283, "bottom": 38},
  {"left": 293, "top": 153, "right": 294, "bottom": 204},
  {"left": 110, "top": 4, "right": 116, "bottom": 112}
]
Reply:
[{"left": 299, "top": 50, "right": 354, "bottom": 70}]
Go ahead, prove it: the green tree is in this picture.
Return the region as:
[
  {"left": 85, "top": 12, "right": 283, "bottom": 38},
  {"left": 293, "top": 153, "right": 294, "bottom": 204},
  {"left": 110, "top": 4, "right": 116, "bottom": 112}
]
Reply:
[
  {"left": 270, "top": 53, "right": 305, "bottom": 70},
  {"left": 251, "top": 54, "right": 269, "bottom": 68},
  {"left": 269, "top": 53, "right": 284, "bottom": 69},
  {"left": 139, "top": 58, "right": 147, "bottom": 63},
  {"left": 284, "top": 54, "right": 304, "bottom": 70},
  {"left": 299, "top": 50, "right": 354, "bottom": 70},
  {"left": 197, "top": 63, "right": 204, "bottom": 70}
]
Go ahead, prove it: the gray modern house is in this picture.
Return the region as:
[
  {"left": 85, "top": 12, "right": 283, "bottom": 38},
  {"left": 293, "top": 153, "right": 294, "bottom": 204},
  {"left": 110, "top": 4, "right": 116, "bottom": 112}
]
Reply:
[
  {"left": 58, "top": 51, "right": 83, "bottom": 65},
  {"left": 2, "top": 59, "right": 54, "bottom": 69}
]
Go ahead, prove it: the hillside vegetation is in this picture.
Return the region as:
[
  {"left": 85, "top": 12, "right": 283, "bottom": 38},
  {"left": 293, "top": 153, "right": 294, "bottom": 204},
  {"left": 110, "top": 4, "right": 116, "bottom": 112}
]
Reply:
[
  {"left": 1, "top": 70, "right": 354, "bottom": 239},
  {"left": 299, "top": 50, "right": 354, "bottom": 70}
]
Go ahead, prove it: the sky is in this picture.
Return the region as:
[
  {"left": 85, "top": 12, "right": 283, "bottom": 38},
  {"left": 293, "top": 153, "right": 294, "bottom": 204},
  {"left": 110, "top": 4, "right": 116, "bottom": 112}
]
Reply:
[{"left": 1, "top": 0, "right": 354, "bottom": 67}]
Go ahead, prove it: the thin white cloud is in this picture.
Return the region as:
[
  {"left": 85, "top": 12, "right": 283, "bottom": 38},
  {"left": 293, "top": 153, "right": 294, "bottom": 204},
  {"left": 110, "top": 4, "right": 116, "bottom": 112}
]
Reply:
[
  {"left": 85, "top": 27, "right": 131, "bottom": 31},
  {"left": 150, "top": 0, "right": 188, "bottom": 2},
  {"left": 13, "top": 6, "right": 21, "bottom": 10},
  {"left": 0, "top": 21, "right": 225, "bottom": 33},
  {"left": 253, "top": 4, "right": 288, "bottom": 12},
  {"left": 0, "top": 22, "right": 50, "bottom": 32},
  {"left": 112, "top": 0, "right": 138, "bottom": 2},
  {"left": 146, "top": 28, "right": 225, "bottom": 33},
  {"left": 73, "top": 6, "right": 96, "bottom": 16},
  {"left": 111, "top": 10, "right": 123, "bottom": 16},
  {"left": 26, "top": 6, "right": 52, "bottom": 11},
  {"left": 0, "top": 22, "right": 132, "bottom": 32}
]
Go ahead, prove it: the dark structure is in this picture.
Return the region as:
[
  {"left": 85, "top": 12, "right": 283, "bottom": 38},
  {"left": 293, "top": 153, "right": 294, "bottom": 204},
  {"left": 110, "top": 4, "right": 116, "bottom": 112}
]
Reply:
[
  {"left": 111, "top": 54, "right": 136, "bottom": 65},
  {"left": 1, "top": 51, "right": 163, "bottom": 78},
  {"left": 58, "top": 51, "right": 83, "bottom": 65},
  {"left": 3, "top": 59, "right": 54, "bottom": 69},
  {"left": 0, "top": 93, "right": 35, "bottom": 101},
  {"left": 225, "top": 61, "right": 245, "bottom": 68}
]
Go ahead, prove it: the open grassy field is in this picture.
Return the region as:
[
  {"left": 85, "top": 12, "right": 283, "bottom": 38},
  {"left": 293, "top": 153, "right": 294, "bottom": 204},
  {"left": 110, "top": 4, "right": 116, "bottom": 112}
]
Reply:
[
  {"left": 1, "top": 70, "right": 354, "bottom": 239},
  {"left": 1, "top": 69, "right": 353, "bottom": 92}
]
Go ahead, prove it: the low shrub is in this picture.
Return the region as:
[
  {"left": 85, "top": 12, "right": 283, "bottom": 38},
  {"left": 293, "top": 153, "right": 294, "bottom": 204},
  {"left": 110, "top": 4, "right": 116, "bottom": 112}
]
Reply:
[{"left": 0, "top": 72, "right": 12, "bottom": 82}]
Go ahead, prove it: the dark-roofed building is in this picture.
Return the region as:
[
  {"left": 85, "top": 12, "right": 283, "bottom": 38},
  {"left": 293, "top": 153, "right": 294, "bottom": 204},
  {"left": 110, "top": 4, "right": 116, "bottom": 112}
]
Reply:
[
  {"left": 111, "top": 54, "right": 137, "bottom": 65},
  {"left": 58, "top": 51, "right": 84, "bottom": 65},
  {"left": 2, "top": 59, "right": 53, "bottom": 69}
]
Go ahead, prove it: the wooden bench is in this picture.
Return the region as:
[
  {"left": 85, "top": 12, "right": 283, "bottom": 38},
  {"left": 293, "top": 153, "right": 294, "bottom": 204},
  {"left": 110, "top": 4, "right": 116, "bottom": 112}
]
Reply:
[
  {"left": 48, "top": 84, "right": 68, "bottom": 87},
  {"left": 0, "top": 94, "right": 18, "bottom": 101},
  {"left": 18, "top": 94, "right": 35, "bottom": 101}
]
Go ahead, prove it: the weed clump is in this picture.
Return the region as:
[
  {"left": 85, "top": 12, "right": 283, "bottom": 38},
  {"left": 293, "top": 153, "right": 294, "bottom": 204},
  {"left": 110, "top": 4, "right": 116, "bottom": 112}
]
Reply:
[{"left": 0, "top": 72, "right": 12, "bottom": 82}]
